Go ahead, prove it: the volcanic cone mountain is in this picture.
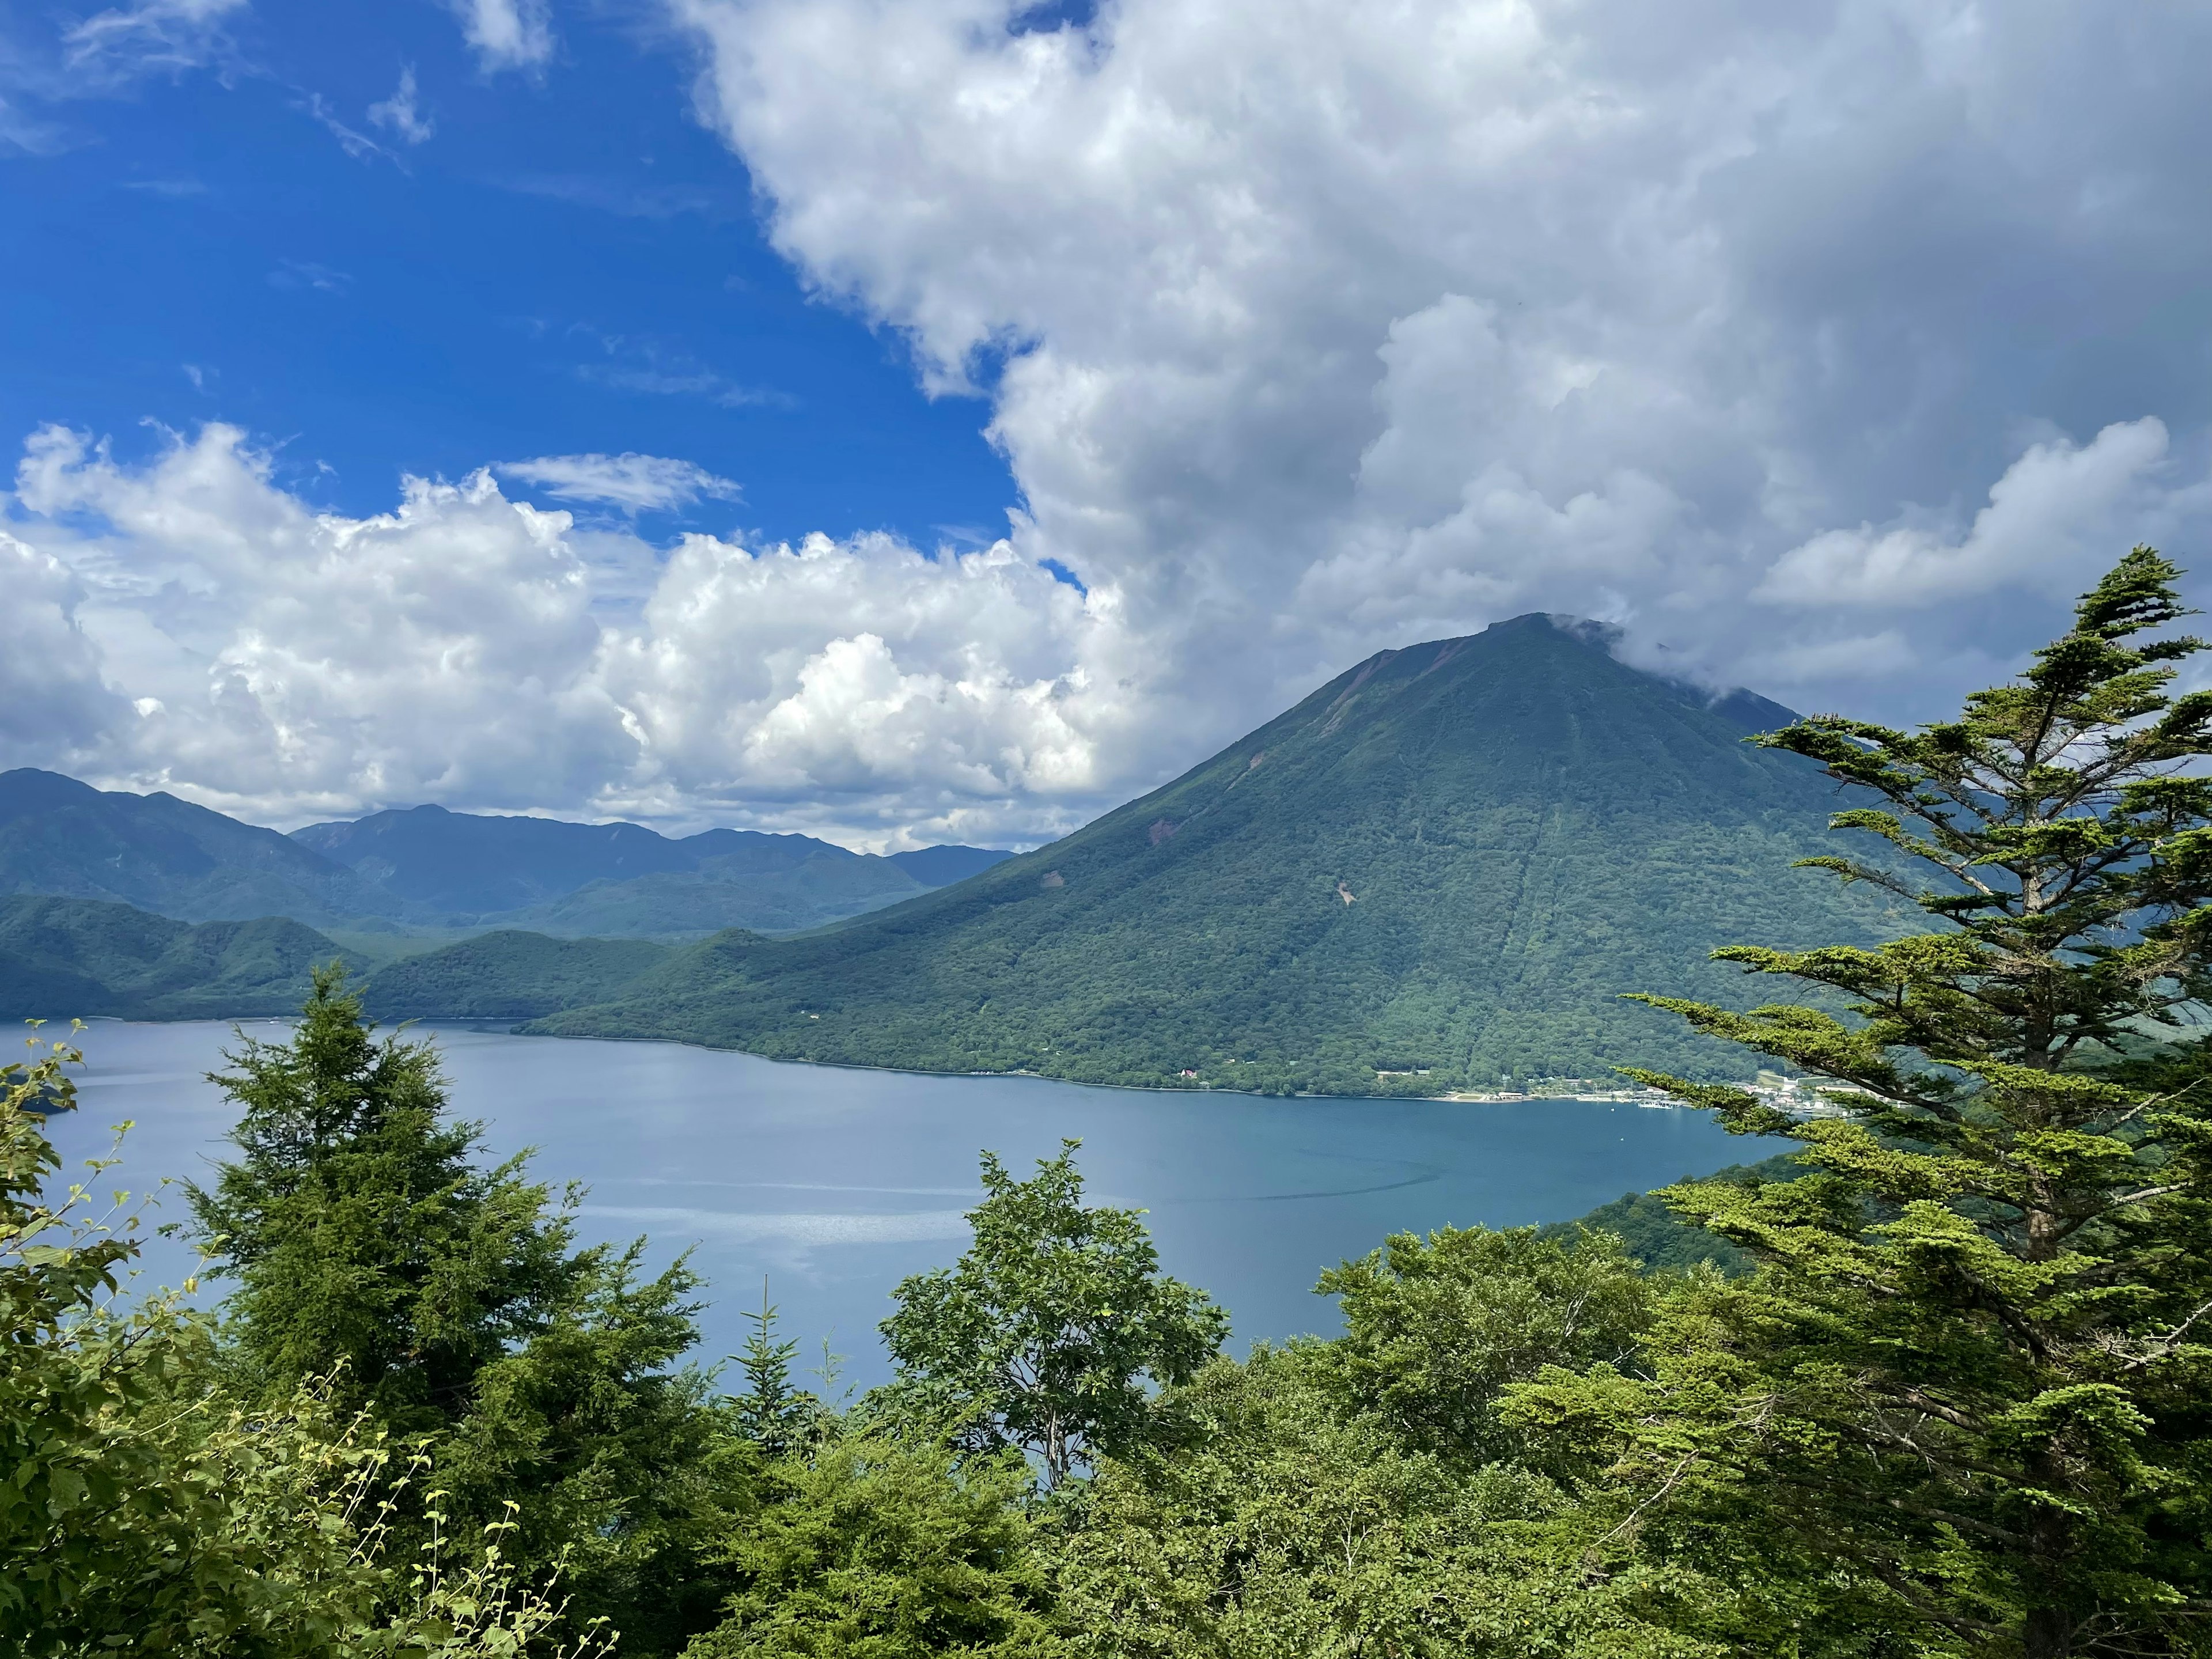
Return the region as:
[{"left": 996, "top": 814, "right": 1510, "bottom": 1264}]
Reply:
[{"left": 530, "top": 615, "right": 1897, "bottom": 1091}]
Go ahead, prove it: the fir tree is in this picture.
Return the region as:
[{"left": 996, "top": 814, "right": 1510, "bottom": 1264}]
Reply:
[
  {"left": 1516, "top": 548, "right": 2212, "bottom": 1657},
  {"left": 186, "top": 967, "right": 582, "bottom": 1432},
  {"left": 734, "top": 1279, "right": 809, "bottom": 1455},
  {"left": 186, "top": 971, "right": 733, "bottom": 1654}
]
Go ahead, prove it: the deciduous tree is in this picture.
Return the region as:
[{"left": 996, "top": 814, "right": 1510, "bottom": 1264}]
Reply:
[{"left": 881, "top": 1142, "right": 1227, "bottom": 1487}]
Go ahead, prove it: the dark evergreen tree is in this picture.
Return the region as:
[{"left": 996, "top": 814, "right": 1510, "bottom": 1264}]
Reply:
[
  {"left": 186, "top": 968, "right": 580, "bottom": 1432},
  {"left": 733, "top": 1281, "right": 814, "bottom": 1456},
  {"left": 186, "top": 971, "right": 734, "bottom": 1656},
  {"left": 1516, "top": 548, "right": 2212, "bottom": 1657}
]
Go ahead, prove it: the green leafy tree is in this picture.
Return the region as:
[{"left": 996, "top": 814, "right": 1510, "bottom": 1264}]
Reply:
[
  {"left": 1055, "top": 1341, "right": 1743, "bottom": 1659},
  {"left": 1514, "top": 549, "right": 2212, "bottom": 1657},
  {"left": 1314, "top": 1224, "right": 1652, "bottom": 1463},
  {"left": 880, "top": 1142, "right": 1228, "bottom": 1487}
]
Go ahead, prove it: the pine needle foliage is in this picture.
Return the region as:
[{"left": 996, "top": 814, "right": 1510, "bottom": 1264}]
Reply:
[{"left": 1517, "top": 550, "right": 2212, "bottom": 1657}]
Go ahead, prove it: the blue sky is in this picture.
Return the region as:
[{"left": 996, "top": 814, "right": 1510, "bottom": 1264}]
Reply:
[
  {"left": 2, "top": 0, "right": 1014, "bottom": 548},
  {"left": 4, "top": 0, "right": 2210, "bottom": 847}
]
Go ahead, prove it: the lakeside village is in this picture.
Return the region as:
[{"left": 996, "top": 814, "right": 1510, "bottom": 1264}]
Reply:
[{"left": 1434, "top": 1070, "right": 1862, "bottom": 1120}]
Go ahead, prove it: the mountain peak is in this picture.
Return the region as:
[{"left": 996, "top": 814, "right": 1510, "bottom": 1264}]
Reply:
[{"left": 532, "top": 618, "right": 1878, "bottom": 1090}]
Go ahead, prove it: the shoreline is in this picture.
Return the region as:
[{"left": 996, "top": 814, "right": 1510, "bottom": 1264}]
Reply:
[{"left": 67, "top": 1010, "right": 1840, "bottom": 1118}]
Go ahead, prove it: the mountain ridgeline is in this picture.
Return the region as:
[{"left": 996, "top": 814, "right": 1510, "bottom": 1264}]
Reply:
[
  {"left": 0, "top": 769, "right": 395, "bottom": 927},
  {"left": 528, "top": 616, "right": 1899, "bottom": 1090},
  {"left": 289, "top": 804, "right": 991, "bottom": 933},
  {"left": 0, "top": 774, "right": 1011, "bottom": 941}
]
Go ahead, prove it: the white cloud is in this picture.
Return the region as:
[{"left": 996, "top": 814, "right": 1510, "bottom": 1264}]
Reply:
[
  {"left": 607, "top": 533, "right": 1100, "bottom": 808},
  {"left": 448, "top": 0, "right": 554, "bottom": 73},
  {"left": 367, "top": 66, "right": 434, "bottom": 144},
  {"left": 0, "top": 95, "right": 69, "bottom": 156},
  {"left": 10, "top": 1, "right": 2212, "bottom": 842},
  {"left": 7, "top": 422, "right": 1113, "bottom": 844},
  {"left": 669, "top": 0, "right": 2212, "bottom": 733},
  {"left": 0, "top": 531, "right": 124, "bottom": 766},
  {"left": 298, "top": 92, "right": 390, "bottom": 162},
  {"left": 499, "top": 452, "right": 741, "bottom": 513},
  {"left": 9, "top": 402, "right": 2203, "bottom": 842},
  {"left": 266, "top": 259, "right": 352, "bottom": 293},
  {"left": 1757, "top": 419, "right": 2205, "bottom": 610},
  {"left": 60, "top": 0, "right": 245, "bottom": 82}
]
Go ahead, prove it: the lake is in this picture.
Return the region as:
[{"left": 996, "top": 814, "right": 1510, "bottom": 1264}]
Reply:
[{"left": 38, "top": 1018, "right": 1758, "bottom": 1388}]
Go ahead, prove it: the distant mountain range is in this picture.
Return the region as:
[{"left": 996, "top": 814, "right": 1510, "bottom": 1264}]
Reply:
[
  {"left": 521, "top": 615, "right": 1897, "bottom": 1089},
  {"left": 0, "top": 772, "right": 1011, "bottom": 942},
  {"left": 0, "top": 768, "right": 395, "bottom": 927}
]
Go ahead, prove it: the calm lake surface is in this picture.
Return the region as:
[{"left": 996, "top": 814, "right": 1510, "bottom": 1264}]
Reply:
[{"left": 42, "top": 1020, "right": 1755, "bottom": 1387}]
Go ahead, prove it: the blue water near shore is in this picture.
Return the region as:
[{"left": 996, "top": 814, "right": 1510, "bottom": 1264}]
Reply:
[{"left": 40, "top": 1020, "right": 1755, "bottom": 1388}]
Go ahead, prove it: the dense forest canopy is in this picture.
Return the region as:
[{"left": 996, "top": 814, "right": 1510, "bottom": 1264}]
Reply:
[{"left": 6, "top": 550, "right": 2211, "bottom": 1657}]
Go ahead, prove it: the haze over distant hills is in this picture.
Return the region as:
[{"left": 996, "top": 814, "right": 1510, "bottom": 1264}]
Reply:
[
  {"left": 527, "top": 615, "right": 1898, "bottom": 1089},
  {"left": 0, "top": 772, "right": 1012, "bottom": 945},
  {"left": 290, "top": 803, "right": 1010, "bottom": 937}
]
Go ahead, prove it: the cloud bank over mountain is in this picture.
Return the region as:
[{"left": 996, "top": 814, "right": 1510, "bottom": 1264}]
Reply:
[
  {"left": 673, "top": 0, "right": 2212, "bottom": 703},
  {"left": 7, "top": 425, "right": 1100, "bottom": 847},
  {"left": 5, "top": 0, "right": 2210, "bottom": 840}
]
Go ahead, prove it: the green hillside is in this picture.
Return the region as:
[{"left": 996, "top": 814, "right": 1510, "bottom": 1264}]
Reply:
[
  {"left": 494, "top": 859, "right": 926, "bottom": 940},
  {"left": 361, "top": 931, "right": 675, "bottom": 1019},
  {"left": 0, "top": 895, "right": 349, "bottom": 1018},
  {"left": 528, "top": 615, "right": 1902, "bottom": 1091},
  {"left": 0, "top": 768, "right": 394, "bottom": 925}
]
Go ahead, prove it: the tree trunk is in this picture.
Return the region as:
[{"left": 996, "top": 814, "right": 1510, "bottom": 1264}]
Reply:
[{"left": 2019, "top": 1447, "right": 2075, "bottom": 1658}]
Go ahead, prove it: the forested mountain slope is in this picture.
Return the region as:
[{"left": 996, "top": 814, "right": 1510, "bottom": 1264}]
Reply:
[
  {"left": 0, "top": 895, "right": 344, "bottom": 1018},
  {"left": 293, "top": 804, "right": 1007, "bottom": 934},
  {"left": 361, "top": 931, "right": 674, "bottom": 1020},
  {"left": 0, "top": 769, "right": 393, "bottom": 926},
  {"left": 531, "top": 615, "right": 1900, "bottom": 1090}
]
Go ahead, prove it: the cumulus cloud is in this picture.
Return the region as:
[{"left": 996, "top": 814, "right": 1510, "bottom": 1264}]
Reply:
[
  {"left": 7, "top": 423, "right": 1110, "bottom": 844},
  {"left": 448, "top": 0, "right": 554, "bottom": 73},
  {"left": 0, "top": 530, "right": 126, "bottom": 766},
  {"left": 1757, "top": 419, "right": 2207, "bottom": 610},
  {"left": 671, "top": 0, "right": 2212, "bottom": 726},
  {"left": 499, "top": 452, "right": 741, "bottom": 513},
  {"left": 10, "top": 1, "right": 2212, "bottom": 841}
]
